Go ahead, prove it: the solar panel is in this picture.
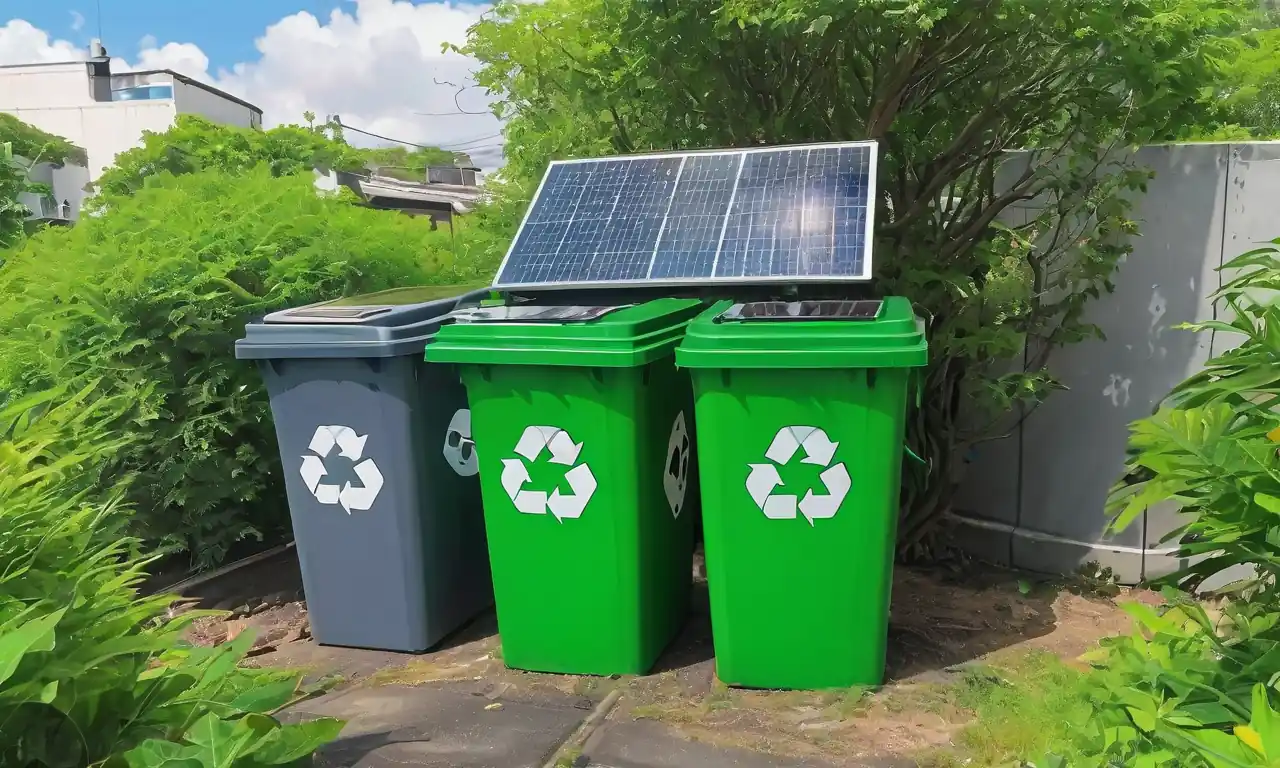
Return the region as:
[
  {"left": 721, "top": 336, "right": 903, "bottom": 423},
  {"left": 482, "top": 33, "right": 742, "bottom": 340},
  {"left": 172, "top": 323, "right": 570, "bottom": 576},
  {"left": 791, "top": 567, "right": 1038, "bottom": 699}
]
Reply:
[
  {"left": 493, "top": 141, "right": 877, "bottom": 290},
  {"left": 450, "top": 305, "right": 631, "bottom": 324},
  {"left": 719, "top": 300, "right": 884, "bottom": 322}
]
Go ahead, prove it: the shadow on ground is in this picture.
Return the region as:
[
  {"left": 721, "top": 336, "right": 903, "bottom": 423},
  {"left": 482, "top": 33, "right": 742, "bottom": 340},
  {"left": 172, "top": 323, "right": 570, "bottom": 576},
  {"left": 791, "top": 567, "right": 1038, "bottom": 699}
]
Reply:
[{"left": 168, "top": 544, "right": 1137, "bottom": 767}]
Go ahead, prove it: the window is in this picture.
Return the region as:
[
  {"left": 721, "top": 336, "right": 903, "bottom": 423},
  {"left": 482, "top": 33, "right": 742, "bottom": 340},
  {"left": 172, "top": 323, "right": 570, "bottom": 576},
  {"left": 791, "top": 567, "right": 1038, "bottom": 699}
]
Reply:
[{"left": 110, "top": 85, "right": 175, "bottom": 101}]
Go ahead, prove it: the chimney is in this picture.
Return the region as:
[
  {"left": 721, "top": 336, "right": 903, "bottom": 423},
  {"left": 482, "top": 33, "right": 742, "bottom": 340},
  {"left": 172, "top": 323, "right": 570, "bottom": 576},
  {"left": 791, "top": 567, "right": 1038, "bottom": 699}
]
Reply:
[{"left": 86, "top": 40, "right": 111, "bottom": 102}]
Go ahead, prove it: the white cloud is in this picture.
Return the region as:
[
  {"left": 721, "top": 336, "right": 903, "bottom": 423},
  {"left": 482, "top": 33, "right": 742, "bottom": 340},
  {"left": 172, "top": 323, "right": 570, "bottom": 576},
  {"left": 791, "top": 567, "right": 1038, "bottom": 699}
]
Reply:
[
  {"left": 0, "top": 1, "right": 506, "bottom": 170},
  {"left": 0, "top": 19, "right": 83, "bottom": 62},
  {"left": 69, "top": 11, "right": 85, "bottom": 33}
]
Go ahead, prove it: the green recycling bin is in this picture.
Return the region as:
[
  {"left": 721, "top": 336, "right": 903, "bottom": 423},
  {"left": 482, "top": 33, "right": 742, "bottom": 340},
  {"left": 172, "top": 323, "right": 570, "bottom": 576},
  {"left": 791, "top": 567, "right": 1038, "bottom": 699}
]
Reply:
[
  {"left": 424, "top": 299, "right": 703, "bottom": 676},
  {"left": 676, "top": 298, "right": 928, "bottom": 690}
]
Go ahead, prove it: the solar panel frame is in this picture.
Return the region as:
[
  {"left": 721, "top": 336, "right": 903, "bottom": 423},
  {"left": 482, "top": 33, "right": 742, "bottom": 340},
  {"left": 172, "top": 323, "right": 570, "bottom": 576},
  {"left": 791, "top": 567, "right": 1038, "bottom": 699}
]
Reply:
[{"left": 492, "top": 141, "right": 878, "bottom": 291}]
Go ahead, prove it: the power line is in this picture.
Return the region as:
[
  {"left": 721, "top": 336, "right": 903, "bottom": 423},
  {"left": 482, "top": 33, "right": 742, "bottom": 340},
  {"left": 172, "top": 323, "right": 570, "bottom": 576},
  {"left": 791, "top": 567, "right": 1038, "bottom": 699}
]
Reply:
[
  {"left": 335, "top": 119, "right": 502, "bottom": 153},
  {"left": 413, "top": 110, "right": 497, "bottom": 117},
  {"left": 440, "top": 133, "right": 503, "bottom": 149}
]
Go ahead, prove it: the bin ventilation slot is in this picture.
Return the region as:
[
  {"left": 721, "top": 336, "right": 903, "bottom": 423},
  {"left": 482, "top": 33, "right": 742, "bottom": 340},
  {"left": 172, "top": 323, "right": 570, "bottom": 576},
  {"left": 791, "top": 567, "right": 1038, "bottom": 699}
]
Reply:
[
  {"left": 274, "top": 306, "right": 394, "bottom": 322},
  {"left": 719, "top": 300, "right": 884, "bottom": 322},
  {"left": 451, "top": 305, "right": 632, "bottom": 324}
]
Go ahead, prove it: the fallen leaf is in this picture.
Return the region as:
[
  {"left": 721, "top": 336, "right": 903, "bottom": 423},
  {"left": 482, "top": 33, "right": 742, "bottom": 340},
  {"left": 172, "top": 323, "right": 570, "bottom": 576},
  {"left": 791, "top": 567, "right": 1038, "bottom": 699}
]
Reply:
[{"left": 484, "top": 702, "right": 503, "bottom": 711}]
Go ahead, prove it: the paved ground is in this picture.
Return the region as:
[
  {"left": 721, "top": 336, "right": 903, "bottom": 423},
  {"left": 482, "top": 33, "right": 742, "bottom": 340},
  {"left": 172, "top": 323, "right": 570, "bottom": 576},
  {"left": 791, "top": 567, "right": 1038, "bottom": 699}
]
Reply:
[
  {"left": 287, "top": 682, "right": 592, "bottom": 768},
  {"left": 177, "top": 547, "right": 1143, "bottom": 767},
  {"left": 287, "top": 683, "right": 907, "bottom": 768}
]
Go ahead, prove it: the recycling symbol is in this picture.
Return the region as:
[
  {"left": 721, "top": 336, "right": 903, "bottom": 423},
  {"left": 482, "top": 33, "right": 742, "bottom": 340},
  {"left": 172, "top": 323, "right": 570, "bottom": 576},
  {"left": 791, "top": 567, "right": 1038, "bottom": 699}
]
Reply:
[
  {"left": 746, "top": 426, "right": 850, "bottom": 526},
  {"left": 443, "top": 408, "right": 479, "bottom": 477},
  {"left": 663, "top": 411, "right": 691, "bottom": 519},
  {"left": 500, "top": 425, "right": 597, "bottom": 522},
  {"left": 299, "top": 425, "right": 385, "bottom": 514}
]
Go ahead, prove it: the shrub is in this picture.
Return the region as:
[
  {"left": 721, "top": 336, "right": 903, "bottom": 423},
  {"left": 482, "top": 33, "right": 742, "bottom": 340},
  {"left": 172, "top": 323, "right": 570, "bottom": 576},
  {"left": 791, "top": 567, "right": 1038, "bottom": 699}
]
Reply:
[
  {"left": 0, "top": 167, "right": 483, "bottom": 568},
  {"left": 1042, "top": 240, "right": 1280, "bottom": 765},
  {"left": 0, "top": 384, "right": 342, "bottom": 766}
]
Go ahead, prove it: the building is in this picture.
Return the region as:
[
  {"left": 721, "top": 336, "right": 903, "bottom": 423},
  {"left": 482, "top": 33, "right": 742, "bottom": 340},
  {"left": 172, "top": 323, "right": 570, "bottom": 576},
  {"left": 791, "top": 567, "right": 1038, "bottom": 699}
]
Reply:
[
  {"left": 0, "top": 42, "right": 263, "bottom": 221},
  {"left": 314, "top": 164, "right": 487, "bottom": 233}
]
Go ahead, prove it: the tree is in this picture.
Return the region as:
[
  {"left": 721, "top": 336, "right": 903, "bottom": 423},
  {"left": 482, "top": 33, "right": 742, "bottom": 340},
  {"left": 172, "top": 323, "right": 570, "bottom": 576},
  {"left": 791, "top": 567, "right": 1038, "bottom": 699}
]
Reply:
[
  {"left": 460, "top": 0, "right": 1251, "bottom": 549},
  {"left": 96, "top": 114, "right": 474, "bottom": 197}
]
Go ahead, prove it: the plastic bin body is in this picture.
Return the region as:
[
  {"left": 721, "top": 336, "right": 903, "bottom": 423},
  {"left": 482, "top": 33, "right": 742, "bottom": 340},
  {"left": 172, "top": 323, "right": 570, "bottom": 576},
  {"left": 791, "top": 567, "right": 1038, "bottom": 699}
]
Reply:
[
  {"left": 235, "top": 287, "right": 493, "bottom": 652},
  {"left": 676, "top": 298, "right": 927, "bottom": 689},
  {"left": 425, "top": 299, "right": 702, "bottom": 675}
]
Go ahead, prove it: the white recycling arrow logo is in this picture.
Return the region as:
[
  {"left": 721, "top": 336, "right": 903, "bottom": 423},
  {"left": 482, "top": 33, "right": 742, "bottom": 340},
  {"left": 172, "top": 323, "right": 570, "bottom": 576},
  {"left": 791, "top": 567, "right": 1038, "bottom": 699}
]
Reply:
[
  {"left": 299, "top": 425, "right": 385, "bottom": 514},
  {"left": 442, "top": 408, "right": 479, "bottom": 477},
  {"left": 500, "top": 425, "right": 597, "bottom": 522},
  {"left": 663, "top": 411, "right": 691, "bottom": 519},
  {"left": 746, "top": 426, "right": 850, "bottom": 526}
]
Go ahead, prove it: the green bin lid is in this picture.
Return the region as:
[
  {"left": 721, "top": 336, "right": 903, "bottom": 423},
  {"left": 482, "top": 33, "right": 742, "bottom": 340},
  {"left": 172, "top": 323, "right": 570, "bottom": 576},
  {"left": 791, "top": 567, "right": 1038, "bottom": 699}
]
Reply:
[
  {"left": 424, "top": 297, "right": 705, "bottom": 368},
  {"left": 675, "top": 297, "right": 928, "bottom": 369}
]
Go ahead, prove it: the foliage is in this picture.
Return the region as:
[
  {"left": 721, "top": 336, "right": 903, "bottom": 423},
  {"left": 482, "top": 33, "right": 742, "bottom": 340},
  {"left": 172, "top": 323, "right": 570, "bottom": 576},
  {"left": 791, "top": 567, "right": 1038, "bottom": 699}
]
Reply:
[
  {"left": 94, "top": 114, "right": 366, "bottom": 199},
  {"left": 1218, "top": 24, "right": 1280, "bottom": 137},
  {"left": 1111, "top": 240, "right": 1280, "bottom": 595},
  {"left": 0, "top": 385, "right": 342, "bottom": 766},
  {"left": 1038, "top": 242, "right": 1280, "bottom": 766},
  {"left": 0, "top": 116, "right": 85, "bottom": 249},
  {"left": 97, "top": 113, "right": 475, "bottom": 198},
  {"left": 1, "top": 142, "right": 27, "bottom": 250},
  {"left": 0, "top": 168, "right": 488, "bottom": 568},
  {"left": 460, "top": 0, "right": 1250, "bottom": 547},
  {"left": 1043, "top": 593, "right": 1280, "bottom": 767},
  {"left": 0, "top": 113, "right": 87, "bottom": 166}
]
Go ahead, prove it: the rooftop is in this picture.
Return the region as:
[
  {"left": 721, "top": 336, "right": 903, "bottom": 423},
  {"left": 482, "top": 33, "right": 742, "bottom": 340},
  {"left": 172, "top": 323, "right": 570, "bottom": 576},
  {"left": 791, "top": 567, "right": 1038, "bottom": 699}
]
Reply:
[{"left": 0, "top": 59, "right": 263, "bottom": 117}]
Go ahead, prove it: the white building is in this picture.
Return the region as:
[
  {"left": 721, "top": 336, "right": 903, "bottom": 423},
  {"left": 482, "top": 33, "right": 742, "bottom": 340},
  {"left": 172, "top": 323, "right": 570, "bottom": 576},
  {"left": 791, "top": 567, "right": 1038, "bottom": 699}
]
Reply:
[{"left": 1, "top": 43, "right": 263, "bottom": 221}]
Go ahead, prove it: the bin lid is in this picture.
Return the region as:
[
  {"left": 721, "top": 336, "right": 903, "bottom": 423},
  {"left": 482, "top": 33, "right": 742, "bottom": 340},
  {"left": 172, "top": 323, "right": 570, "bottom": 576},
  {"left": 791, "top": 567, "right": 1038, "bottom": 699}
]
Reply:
[
  {"left": 424, "top": 297, "right": 705, "bottom": 368},
  {"left": 675, "top": 297, "right": 928, "bottom": 369},
  {"left": 235, "top": 285, "right": 489, "bottom": 360}
]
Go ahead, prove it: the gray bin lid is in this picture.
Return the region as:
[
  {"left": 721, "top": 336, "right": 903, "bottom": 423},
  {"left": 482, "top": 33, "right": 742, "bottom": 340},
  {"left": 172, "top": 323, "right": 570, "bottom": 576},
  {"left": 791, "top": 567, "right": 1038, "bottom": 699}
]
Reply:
[{"left": 235, "top": 286, "right": 490, "bottom": 360}]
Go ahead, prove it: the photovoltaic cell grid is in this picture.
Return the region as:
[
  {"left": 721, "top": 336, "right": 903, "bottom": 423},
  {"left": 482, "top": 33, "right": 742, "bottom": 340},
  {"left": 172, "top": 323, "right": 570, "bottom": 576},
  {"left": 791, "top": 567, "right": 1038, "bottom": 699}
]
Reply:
[{"left": 493, "top": 142, "right": 877, "bottom": 289}]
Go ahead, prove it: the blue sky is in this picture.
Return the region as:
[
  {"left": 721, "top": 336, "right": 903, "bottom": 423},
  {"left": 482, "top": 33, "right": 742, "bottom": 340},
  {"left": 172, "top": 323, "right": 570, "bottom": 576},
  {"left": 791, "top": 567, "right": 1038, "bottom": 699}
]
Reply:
[
  {"left": 7, "top": 0, "right": 349, "bottom": 71},
  {"left": 1, "top": 1, "right": 507, "bottom": 168}
]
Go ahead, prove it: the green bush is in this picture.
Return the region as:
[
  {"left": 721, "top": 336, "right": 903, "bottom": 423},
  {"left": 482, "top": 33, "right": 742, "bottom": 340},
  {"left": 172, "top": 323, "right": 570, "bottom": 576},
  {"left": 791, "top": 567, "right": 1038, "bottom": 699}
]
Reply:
[
  {"left": 1042, "top": 241, "right": 1280, "bottom": 766},
  {"left": 0, "top": 167, "right": 485, "bottom": 568},
  {"left": 0, "top": 384, "right": 342, "bottom": 766}
]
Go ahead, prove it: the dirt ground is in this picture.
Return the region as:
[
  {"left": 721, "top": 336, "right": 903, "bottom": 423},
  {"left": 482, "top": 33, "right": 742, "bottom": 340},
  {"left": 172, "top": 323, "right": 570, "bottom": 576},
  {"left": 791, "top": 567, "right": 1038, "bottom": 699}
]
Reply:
[{"left": 176, "top": 547, "right": 1150, "bottom": 766}]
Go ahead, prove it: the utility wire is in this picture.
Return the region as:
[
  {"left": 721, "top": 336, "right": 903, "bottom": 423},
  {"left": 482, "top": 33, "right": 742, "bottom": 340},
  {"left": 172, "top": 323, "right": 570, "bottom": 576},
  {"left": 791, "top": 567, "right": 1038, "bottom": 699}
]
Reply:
[{"left": 336, "top": 119, "right": 502, "bottom": 153}]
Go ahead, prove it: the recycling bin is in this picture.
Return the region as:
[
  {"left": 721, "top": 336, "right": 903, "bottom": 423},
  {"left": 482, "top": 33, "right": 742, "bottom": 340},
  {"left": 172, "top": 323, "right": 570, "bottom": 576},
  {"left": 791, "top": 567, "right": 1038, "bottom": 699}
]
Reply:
[
  {"left": 424, "top": 299, "right": 703, "bottom": 675},
  {"left": 675, "top": 298, "right": 928, "bottom": 689},
  {"left": 235, "top": 285, "right": 494, "bottom": 652}
]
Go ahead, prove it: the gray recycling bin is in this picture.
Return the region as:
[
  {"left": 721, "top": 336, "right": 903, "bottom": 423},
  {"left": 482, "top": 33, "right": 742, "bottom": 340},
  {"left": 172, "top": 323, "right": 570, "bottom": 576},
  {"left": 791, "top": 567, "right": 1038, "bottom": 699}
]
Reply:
[{"left": 235, "top": 286, "right": 493, "bottom": 652}]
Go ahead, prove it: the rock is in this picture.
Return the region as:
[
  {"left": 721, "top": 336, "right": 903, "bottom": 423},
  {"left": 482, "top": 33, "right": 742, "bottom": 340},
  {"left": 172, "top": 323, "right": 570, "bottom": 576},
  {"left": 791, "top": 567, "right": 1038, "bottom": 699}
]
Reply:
[
  {"left": 261, "top": 590, "right": 293, "bottom": 609},
  {"left": 281, "top": 621, "right": 312, "bottom": 644},
  {"left": 572, "top": 756, "right": 589, "bottom": 768},
  {"left": 798, "top": 720, "right": 842, "bottom": 732}
]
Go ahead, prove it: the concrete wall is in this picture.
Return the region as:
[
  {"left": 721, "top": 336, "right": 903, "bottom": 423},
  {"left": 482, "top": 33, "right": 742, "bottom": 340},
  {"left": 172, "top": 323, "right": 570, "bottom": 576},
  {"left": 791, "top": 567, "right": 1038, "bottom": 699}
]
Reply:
[
  {"left": 951, "top": 142, "right": 1280, "bottom": 584},
  {"left": 2, "top": 61, "right": 261, "bottom": 197},
  {"left": 173, "top": 80, "right": 260, "bottom": 129}
]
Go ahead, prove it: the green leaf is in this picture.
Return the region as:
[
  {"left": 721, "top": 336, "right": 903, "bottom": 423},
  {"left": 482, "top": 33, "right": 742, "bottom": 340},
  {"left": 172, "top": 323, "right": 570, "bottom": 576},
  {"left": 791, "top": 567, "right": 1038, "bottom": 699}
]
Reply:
[
  {"left": 249, "top": 718, "right": 345, "bottom": 764},
  {"left": 227, "top": 678, "right": 300, "bottom": 714},
  {"left": 184, "top": 712, "right": 274, "bottom": 768},
  {"left": 804, "top": 14, "right": 832, "bottom": 35},
  {"left": 122, "top": 740, "right": 208, "bottom": 768},
  {"left": 37, "top": 680, "right": 58, "bottom": 704},
  {"left": 1256, "top": 493, "right": 1280, "bottom": 515},
  {"left": 0, "top": 608, "right": 65, "bottom": 686}
]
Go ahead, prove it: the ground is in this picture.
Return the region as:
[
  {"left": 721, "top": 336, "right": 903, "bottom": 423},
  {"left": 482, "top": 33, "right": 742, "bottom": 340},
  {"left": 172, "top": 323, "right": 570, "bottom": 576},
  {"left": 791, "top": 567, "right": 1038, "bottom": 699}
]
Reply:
[{"left": 173, "top": 547, "right": 1150, "bottom": 767}]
